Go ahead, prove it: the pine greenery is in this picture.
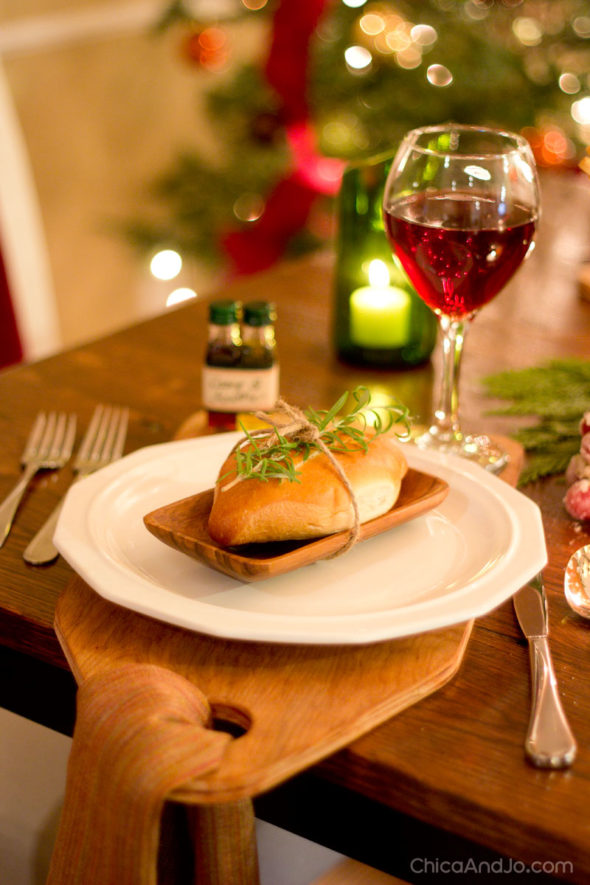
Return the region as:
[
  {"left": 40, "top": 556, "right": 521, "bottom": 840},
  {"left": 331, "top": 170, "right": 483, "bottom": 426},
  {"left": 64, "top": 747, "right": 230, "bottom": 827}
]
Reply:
[{"left": 483, "top": 359, "right": 590, "bottom": 485}]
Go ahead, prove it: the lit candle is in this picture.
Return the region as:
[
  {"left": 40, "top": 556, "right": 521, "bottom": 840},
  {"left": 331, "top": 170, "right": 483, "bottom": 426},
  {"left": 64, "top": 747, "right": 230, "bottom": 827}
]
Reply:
[{"left": 349, "top": 260, "right": 411, "bottom": 349}]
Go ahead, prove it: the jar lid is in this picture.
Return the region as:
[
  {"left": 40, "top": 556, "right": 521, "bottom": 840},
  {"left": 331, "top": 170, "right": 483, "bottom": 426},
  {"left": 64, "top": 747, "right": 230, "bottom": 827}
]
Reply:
[
  {"left": 243, "top": 301, "right": 276, "bottom": 326},
  {"left": 209, "top": 300, "right": 240, "bottom": 324}
]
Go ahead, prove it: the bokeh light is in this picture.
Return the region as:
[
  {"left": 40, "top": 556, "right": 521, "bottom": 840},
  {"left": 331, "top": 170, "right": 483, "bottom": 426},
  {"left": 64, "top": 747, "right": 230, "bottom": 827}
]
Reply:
[
  {"left": 512, "top": 17, "right": 543, "bottom": 46},
  {"left": 522, "top": 125, "right": 577, "bottom": 166},
  {"left": 572, "top": 96, "right": 590, "bottom": 125},
  {"left": 166, "top": 288, "right": 197, "bottom": 308},
  {"left": 359, "top": 13, "right": 385, "bottom": 36},
  {"left": 572, "top": 16, "right": 590, "bottom": 38},
  {"left": 345, "top": 45, "right": 373, "bottom": 73},
  {"left": 150, "top": 250, "right": 182, "bottom": 281},
  {"left": 410, "top": 24, "right": 438, "bottom": 46},
  {"left": 397, "top": 48, "right": 422, "bottom": 69},
  {"left": 464, "top": 1, "right": 491, "bottom": 21},
  {"left": 385, "top": 27, "right": 411, "bottom": 52},
  {"left": 559, "top": 73, "right": 581, "bottom": 94},
  {"left": 233, "top": 193, "right": 265, "bottom": 222},
  {"left": 426, "top": 64, "right": 453, "bottom": 86}
]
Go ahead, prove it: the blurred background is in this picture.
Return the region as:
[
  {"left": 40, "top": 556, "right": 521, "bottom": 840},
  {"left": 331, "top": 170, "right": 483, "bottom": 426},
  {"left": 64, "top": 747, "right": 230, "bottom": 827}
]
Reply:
[{"left": 1, "top": 0, "right": 589, "bottom": 365}]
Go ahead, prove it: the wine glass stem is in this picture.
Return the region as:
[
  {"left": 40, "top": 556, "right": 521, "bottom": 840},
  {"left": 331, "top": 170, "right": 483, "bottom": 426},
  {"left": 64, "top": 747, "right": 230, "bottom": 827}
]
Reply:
[{"left": 432, "top": 315, "right": 468, "bottom": 442}]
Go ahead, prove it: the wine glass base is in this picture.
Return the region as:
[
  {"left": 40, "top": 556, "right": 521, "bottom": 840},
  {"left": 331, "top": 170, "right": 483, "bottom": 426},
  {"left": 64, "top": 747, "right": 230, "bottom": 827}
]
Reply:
[{"left": 413, "top": 428, "right": 508, "bottom": 475}]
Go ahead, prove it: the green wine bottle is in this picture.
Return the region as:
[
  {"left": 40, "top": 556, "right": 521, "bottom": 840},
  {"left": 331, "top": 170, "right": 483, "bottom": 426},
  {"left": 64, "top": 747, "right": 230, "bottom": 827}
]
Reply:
[{"left": 333, "top": 152, "right": 437, "bottom": 368}]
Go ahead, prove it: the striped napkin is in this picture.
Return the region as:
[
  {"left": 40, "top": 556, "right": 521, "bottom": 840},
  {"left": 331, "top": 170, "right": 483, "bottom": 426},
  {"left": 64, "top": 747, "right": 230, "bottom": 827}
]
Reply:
[{"left": 46, "top": 663, "right": 232, "bottom": 885}]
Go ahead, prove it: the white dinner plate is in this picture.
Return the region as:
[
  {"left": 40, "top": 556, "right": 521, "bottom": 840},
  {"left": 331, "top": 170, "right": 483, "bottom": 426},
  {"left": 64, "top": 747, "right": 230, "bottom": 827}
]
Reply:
[{"left": 54, "top": 434, "right": 547, "bottom": 645}]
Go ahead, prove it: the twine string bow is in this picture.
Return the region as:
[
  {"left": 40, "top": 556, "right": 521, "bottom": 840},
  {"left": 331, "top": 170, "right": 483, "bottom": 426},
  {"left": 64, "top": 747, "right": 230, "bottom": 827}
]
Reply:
[{"left": 229, "top": 398, "right": 360, "bottom": 555}]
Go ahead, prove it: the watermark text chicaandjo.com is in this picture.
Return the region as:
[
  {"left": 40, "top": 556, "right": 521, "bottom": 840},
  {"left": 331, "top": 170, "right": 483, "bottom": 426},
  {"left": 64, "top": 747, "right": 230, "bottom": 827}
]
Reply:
[{"left": 410, "top": 857, "right": 574, "bottom": 876}]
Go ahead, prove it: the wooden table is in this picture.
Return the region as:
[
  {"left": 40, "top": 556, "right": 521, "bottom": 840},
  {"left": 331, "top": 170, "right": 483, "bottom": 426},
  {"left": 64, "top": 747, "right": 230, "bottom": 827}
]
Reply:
[{"left": 2, "top": 170, "right": 590, "bottom": 882}]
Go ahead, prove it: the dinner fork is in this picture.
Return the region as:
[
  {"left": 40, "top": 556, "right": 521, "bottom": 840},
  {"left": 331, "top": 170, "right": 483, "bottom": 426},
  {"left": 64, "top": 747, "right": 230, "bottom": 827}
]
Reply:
[
  {"left": 24, "top": 404, "right": 129, "bottom": 565},
  {"left": 0, "top": 412, "right": 77, "bottom": 548}
]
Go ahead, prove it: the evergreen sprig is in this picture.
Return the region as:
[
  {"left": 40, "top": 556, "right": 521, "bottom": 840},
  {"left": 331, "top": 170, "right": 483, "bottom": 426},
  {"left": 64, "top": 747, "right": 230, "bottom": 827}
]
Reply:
[
  {"left": 483, "top": 359, "right": 590, "bottom": 485},
  {"left": 226, "top": 387, "right": 410, "bottom": 485}
]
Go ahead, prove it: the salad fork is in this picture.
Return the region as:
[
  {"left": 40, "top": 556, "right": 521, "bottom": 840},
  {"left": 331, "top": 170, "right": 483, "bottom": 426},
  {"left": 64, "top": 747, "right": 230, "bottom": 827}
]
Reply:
[
  {"left": 0, "top": 412, "right": 77, "bottom": 548},
  {"left": 24, "top": 404, "right": 129, "bottom": 565}
]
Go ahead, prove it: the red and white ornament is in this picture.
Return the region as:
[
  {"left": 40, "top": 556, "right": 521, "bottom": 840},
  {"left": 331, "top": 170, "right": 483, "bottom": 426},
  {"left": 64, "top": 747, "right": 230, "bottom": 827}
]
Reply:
[
  {"left": 564, "top": 412, "right": 590, "bottom": 520},
  {"left": 565, "top": 453, "right": 590, "bottom": 485},
  {"left": 565, "top": 480, "right": 590, "bottom": 521}
]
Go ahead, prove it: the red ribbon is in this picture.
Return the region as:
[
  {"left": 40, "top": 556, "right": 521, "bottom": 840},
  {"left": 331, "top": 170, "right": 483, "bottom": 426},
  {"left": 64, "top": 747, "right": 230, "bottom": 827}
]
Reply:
[
  {"left": 0, "top": 244, "right": 23, "bottom": 368},
  {"left": 264, "top": 0, "right": 330, "bottom": 126},
  {"left": 222, "top": 0, "right": 343, "bottom": 275}
]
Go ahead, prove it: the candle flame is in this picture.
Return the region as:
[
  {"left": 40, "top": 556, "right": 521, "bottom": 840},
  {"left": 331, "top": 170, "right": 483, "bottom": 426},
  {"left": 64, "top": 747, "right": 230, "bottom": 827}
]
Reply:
[{"left": 368, "top": 259, "right": 390, "bottom": 287}]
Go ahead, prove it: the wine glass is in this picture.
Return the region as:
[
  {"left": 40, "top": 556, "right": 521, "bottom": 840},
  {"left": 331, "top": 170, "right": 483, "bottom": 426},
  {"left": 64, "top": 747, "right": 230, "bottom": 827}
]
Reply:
[{"left": 382, "top": 124, "right": 540, "bottom": 472}]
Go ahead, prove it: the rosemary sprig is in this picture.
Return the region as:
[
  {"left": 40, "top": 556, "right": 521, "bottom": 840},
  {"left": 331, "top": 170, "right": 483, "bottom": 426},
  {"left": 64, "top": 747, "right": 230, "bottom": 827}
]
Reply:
[
  {"left": 224, "top": 387, "right": 410, "bottom": 485},
  {"left": 233, "top": 427, "right": 304, "bottom": 483}
]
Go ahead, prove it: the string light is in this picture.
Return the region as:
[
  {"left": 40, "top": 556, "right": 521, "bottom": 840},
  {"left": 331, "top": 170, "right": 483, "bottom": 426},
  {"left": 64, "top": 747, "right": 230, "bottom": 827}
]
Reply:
[
  {"left": 410, "top": 24, "right": 438, "bottom": 46},
  {"left": 359, "top": 13, "right": 385, "bottom": 37},
  {"left": 184, "top": 0, "right": 235, "bottom": 16},
  {"left": 196, "top": 27, "right": 229, "bottom": 71},
  {"left": 559, "top": 73, "right": 581, "bottom": 94},
  {"left": 512, "top": 17, "right": 543, "bottom": 46},
  {"left": 522, "top": 125, "right": 577, "bottom": 166},
  {"left": 397, "top": 48, "right": 422, "bottom": 69},
  {"left": 345, "top": 45, "right": 372, "bottom": 73},
  {"left": 426, "top": 64, "right": 453, "bottom": 86},
  {"left": 150, "top": 249, "right": 182, "bottom": 281},
  {"left": 233, "top": 193, "right": 265, "bottom": 222},
  {"left": 464, "top": 1, "right": 490, "bottom": 21},
  {"left": 572, "top": 16, "right": 590, "bottom": 38},
  {"left": 572, "top": 96, "right": 590, "bottom": 125},
  {"left": 354, "top": 9, "right": 441, "bottom": 70},
  {"left": 166, "top": 288, "right": 197, "bottom": 308},
  {"left": 385, "top": 25, "right": 411, "bottom": 53}
]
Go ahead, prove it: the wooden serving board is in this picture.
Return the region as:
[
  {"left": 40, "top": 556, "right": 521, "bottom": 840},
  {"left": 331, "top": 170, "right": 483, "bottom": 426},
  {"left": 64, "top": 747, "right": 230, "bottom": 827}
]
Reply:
[{"left": 54, "top": 434, "right": 523, "bottom": 806}]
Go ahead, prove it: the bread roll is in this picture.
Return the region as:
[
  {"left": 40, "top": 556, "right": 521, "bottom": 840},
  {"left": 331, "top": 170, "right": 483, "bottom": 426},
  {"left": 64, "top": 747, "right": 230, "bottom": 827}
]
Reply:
[{"left": 207, "top": 432, "right": 408, "bottom": 546}]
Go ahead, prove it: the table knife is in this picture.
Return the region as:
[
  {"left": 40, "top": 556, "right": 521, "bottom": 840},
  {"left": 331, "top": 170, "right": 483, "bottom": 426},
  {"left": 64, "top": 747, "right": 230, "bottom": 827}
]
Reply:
[{"left": 513, "top": 574, "right": 577, "bottom": 768}]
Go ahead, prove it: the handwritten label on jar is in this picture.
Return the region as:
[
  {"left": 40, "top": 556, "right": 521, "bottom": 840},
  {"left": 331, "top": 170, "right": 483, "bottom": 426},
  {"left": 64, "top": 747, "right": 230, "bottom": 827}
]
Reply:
[{"left": 202, "top": 365, "right": 279, "bottom": 412}]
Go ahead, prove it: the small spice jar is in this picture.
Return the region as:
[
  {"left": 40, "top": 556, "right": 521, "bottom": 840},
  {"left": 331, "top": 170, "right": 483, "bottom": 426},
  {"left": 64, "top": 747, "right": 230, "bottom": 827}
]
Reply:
[
  {"left": 239, "top": 300, "right": 280, "bottom": 410},
  {"left": 202, "top": 299, "right": 242, "bottom": 430}
]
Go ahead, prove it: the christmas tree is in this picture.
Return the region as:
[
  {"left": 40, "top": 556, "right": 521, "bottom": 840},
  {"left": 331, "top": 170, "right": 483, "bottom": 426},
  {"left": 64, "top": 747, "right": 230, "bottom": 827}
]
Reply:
[{"left": 123, "top": 0, "right": 590, "bottom": 275}]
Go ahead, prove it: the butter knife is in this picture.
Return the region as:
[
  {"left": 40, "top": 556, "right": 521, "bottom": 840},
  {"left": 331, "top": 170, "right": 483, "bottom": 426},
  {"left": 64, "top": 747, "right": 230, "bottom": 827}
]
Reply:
[{"left": 513, "top": 574, "right": 577, "bottom": 768}]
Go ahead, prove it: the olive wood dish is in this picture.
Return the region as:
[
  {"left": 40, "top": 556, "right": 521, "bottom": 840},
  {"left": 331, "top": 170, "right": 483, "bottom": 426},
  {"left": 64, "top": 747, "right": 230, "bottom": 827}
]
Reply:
[{"left": 143, "top": 468, "right": 449, "bottom": 582}]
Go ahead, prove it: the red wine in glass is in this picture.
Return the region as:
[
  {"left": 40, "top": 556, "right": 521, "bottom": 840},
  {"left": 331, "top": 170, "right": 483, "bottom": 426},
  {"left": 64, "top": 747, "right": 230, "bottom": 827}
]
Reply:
[
  {"left": 384, "top": 191, "right": 536, "bottom": 319},
  {"left": 382, "top": 125, "right": 540, "bottom": 472}
]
